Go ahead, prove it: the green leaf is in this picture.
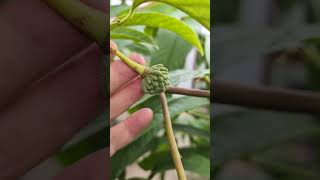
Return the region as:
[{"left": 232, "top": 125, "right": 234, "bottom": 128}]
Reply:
[
  {"left": 132, "top": 0, "right": 210, "bottom": 30},
  {"left": 61, "top": 112, "right": 108, "bottom": 151},
  {"left": 125, "top": 42, "right": 153, "bottom": 56},
  {"left": 111, "top": 27, "right": 156, "bottom": 46},
  {"left": 110, "top": 4, "right": 129, "bottom": 17},
  {"left": 139, "top": 147, "right": 210, "bottom": 177},
  {"left": 144, "top": 26, "right": 159, "bottom": 38},
  {"left": 169, "top": 69, "right": 210, "bottom": 85},
  {"left": 213, "top": 110, "right": 320, "bottom": 167},
  {"left": 114, "top": 12, "right": 204, "bottom": 55},
  {"left": 111, "top": 97, "right": 209, "bottom": 179},
  {"left": 173, "top": 123, "right": 209, "bottom": 138},
  {"left": 150, "top": 30, "right": 192, "bottom": 70},
  {"left": 57, "top": 127, "right": 108, "bottom": 165}
]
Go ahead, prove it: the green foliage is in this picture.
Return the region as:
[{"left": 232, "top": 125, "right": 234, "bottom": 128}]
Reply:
[
  {"left": 132, "top": 0, "right": 210, "bottom": 30},
  {"left": 139, "top": 146, "right": 210, "bottom": 176},
  {"left": 111, "top": 97, "right": 210, "bottom": 179},
  {"left": 115, "top": 12, "right": 204, "bottom": 55}
]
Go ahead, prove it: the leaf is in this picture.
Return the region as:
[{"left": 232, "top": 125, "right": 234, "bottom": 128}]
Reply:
[
  {"left": 132, "top": 0, "right": 210, "bottom": 30},
  {"left": 144, "top": 26, "right": 159, "bottom": 38},
  {"left": 139, "top": 147, "right": 210, "bottom": 177},
  {"left": 173, "top": 124, "right": 209, "bottom": 138},
  {"left": 110, "top": 4, "right": 129, "bottom": 17},
  {"left": 115, "top": 12, "right": 204, "bottom": 55},
  {"left": 61, "top": 111, "right": 108, "bottom": 151},
  {"left": 111, "top": 27, "right": 156, "bottom": 46},
  {"left": 111, "top": 97, "right": 209, "bottom": 179},
  {"left": 125, "top": 42, "right": 152, "bottom": 56},
  {"left": 212, "top": 110, "right": 320, "bottom": 168},
  {"left": 57, "top": 127, "right": 108, "bottom": 165},
  {"left": 169, "top": 69, "right": 210, "bottom": 85},
  {"left": 150, "top": 30, "right": 192, "bottom": 70}
]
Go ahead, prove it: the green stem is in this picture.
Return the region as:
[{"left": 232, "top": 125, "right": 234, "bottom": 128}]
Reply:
[
  {"left": 45, "top": 0, "right": 107, "bottom": 48},
  {"left": 160, "top": 93, "right": 187, "bottom": 180},
  {"left": 111, "top": 47, "right": 146, "bottom": 75}
]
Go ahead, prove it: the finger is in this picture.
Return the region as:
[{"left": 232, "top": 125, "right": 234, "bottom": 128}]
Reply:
[
  {"left": 110, "top": 53, "right": 145, "bottom": 95},
  {"left": 110, "top": 108, "right": 153, "bottom": 156},
  {"left": 53, "top": 148, "right": 108, "bottom": 180},
  {"left": 0, "top": 0, "right": 105, "bottom": 108},
  {"left": 0, "top": 45, "right": 104, "bottom": 178},
  {"left": 110, "top": 78, "right": 144, "bottom": 121}
]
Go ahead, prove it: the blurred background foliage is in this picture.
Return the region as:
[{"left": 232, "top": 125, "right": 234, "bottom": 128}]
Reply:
[{"left": 213, "top": 0, "right": 320, "bottom": 180}]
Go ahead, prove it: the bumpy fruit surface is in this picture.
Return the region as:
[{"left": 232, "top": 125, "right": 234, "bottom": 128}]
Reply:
[{"left": 142, "top": 64, "right": 170, "bottom": 95}]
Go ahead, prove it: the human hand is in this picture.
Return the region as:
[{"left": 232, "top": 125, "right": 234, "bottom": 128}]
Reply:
[{"left": 109, "top": 41, "right": 153, "bottom": 156}]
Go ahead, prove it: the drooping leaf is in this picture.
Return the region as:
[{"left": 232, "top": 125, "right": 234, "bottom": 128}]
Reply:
[
  {"left": 113, "top": 12, "right": 204, "bottom": 55},
  {"left": 132, "top": 0, "right": 210, "bottom": 30}
]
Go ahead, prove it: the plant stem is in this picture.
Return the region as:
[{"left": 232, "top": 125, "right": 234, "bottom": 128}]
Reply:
[
  {"left": 45, "top": 0, "right": 107, "bottom": 48},
  {"left": 111, "top": 47, "right": 146, "bottom": 75},
  {"left": 159, "top": 93, "right": 187, "bottom": 180},
  {"left": 167, "top": 86, "right": 210, "bottom": 97},
  {"left": 214, "top": 80, "right": 320, "bottom": 115}
]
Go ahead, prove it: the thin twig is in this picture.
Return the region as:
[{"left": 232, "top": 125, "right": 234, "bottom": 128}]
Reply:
[
  {"left": 167, "top": 86, "right": 210, "bottom": 97},
  {"left": 159, "top": 93, "right": 187, "bottom": 180},
  {"left": 214, "top": 80, "right": 320, "bottom": 115}
]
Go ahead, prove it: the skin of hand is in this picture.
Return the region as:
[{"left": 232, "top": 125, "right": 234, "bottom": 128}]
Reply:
[
  {"left": 109, "top": 41, "right": 153, "bottom": 157},
  {"left": 0, "top": 0, "right": 152, "bottom": 179}
]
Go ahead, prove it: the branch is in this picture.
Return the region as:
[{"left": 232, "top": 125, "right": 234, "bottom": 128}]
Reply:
[
  {"left": 214, "top": 81, "right": 320, "bottom": 115},
  {"left": 160, "top": 93, "right": 187, "bottom": 180},
  {"left": 167, "top": 86, "right": 210, "bottom": 97}
]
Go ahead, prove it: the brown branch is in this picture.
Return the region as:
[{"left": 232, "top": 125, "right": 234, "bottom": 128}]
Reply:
[
  {"left": 167, "top": 86, "right": 210, "bottom": 97},
  {"left": 213, "top": 80, "right": 320, "bottom": 115}
]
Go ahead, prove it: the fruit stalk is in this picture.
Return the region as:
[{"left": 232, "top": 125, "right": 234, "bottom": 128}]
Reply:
[
  {"left": 110, "top": 47, "right": 146, "bottom": 75},
  {"left": 160, "top": 93, "right": 187, "bottom": 180}
]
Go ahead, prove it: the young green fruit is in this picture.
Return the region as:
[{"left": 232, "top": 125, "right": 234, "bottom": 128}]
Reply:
[{"left": 142, "top": 64, "right": 170, "bottom": 95}]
